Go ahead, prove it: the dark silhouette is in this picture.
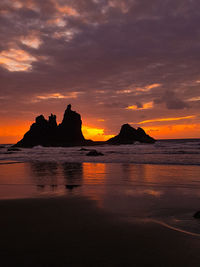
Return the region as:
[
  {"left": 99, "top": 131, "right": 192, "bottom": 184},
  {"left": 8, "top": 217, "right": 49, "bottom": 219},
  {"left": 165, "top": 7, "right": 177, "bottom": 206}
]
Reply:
[
  {"left": 57, "top": 104, "right": 86, "bottom": 146},
  {"left": 14, "top": 105, "right": 155, "bottom": 147},
  {"left": 107, "top": 124, "right": 155, "bottom": 144},
  {"left": 79, "top": 148, "right": 90, "bottom": 151},
  {"left": 194, "top": 211, "right": 200, "bottom": 219},
  {"left": 15, "top": 104, "right": 91, "bottom": 147},
  {"left": 86, "top": 150, "right": 104, "bottom": 156},
  {"left": 65, "top": 184, "right": 80, "bottom": 191},
  {"left": 7, "top": 148, "right": 21, "bottom": 151}
]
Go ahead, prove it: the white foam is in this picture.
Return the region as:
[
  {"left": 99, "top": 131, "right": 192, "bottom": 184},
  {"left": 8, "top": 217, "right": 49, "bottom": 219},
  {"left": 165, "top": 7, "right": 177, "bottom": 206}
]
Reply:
[{"left": 0, "top": 140, "right": 200, "bottom": 165}]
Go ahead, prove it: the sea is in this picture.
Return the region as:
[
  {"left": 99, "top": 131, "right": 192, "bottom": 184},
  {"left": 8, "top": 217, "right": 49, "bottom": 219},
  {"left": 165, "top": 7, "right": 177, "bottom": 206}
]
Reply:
[{"left": 0, "top": 139, "right": 200, "bottom": 236}]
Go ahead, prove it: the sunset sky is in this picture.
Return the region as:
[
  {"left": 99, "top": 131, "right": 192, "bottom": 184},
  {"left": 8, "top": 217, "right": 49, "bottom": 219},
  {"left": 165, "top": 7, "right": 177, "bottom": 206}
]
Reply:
[{"left": 0, "top": 0, "right": 200, "bottom": 143}]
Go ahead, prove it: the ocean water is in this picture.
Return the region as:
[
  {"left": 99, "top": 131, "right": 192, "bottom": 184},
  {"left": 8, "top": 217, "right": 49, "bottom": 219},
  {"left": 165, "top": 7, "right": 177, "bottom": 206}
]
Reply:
[
  {"left": 0, "top": 139, "right": 200, "bottom": 236},
  {"left": 0, "top": 139, "right": 200, "bottom": 165}
]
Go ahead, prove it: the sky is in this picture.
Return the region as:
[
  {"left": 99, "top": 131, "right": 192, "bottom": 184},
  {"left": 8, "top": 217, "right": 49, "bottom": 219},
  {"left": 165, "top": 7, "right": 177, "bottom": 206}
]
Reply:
[{"left": 0, "top": 0, "right": 200, "bottom": 143}]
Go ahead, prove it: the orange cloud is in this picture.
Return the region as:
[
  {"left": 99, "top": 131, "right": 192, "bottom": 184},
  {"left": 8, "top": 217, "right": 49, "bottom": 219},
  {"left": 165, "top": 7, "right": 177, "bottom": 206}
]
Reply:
[
  {"left": 20, "top": 33, "right": 42, "bottom": 49},
  {"left": 57, "top": 6, "right": 78, "bottom": 16},
  {"left": 33, "top": 92, "right": 82, "bottom": 102},
  {"left": 126, "top": 101, "right": 153, "bottom": 110},
  {"left": 188, "top": 96, "right": 200, "bottom": 102},
  {"left": 117, "top": 83, "right": 161, "bottom": 94},
  {"left": 11, "top": 0, "right": 39, "bottom": 12},
  {"left": 52, "top": 1, "right": 78, "bottom": 16},
  {"left": 136, "top": 115, "right": 196, "bottom": 124},
  {"left": 0, "top": 48, "right": 37, "bottom": 71},
  {"left": 145, "top": 83, "right": 161, "bottom": 90},
  {"left": 135, "top": 83, "right": 161, "bottom": 92},
  {"left": 47, "top": 18, "right": 66, "bottom": 27}
]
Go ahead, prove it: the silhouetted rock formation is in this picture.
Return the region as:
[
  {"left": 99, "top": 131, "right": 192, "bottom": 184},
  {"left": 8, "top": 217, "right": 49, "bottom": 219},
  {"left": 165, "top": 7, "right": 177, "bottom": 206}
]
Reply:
[
  {"left": 14, "top": 105, "right": 156, "bottom": 147},
  {"left": 65, "top": 185, "right": 80, "bottom": 190},
  {"left": 15, "top": 105, "right": 89, "bottom": 147},
  {"left": 107, "top": 124, "right": 155, "bottom": 145},
  {"left": 193, "top": 211, "right": 200, "bottom": 219},
  {"left": 7, "top": 148, "right": 21, "bottom": 152},
  {"left": 79, "top": 148, "right": 90, "bottom": 151},
  {"left": 57, "top": 104, "right": 85, "bottom": 146},
  {"left": 86, "top": 150, "right": 104, "bottom": 156}
]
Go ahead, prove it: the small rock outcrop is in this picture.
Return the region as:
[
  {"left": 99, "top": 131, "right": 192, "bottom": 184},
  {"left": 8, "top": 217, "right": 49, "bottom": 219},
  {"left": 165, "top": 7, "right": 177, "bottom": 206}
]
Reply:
[
  {"left": 65, "top": 185, "right": 80, "bottom": 190},
  {"left": 107, "top": 124, "right": 155, "bottom": 145},
  {"left": 7, "top": 148, "right": 21, "bottom": 152},
  {"left": 193, "top": 211, "right": 200, "bottom": 219},
  {"left": 15, "top": 105, "right": 88, "bottom": 147},
  {"left": 86, "top": 150, "right": 104, "bottom": 156}
]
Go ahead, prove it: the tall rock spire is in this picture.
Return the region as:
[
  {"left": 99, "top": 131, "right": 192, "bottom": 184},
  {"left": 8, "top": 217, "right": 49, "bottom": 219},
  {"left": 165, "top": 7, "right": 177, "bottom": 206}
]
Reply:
[{"left": 58, "top": 104, "right": 85, "bottom": 145}]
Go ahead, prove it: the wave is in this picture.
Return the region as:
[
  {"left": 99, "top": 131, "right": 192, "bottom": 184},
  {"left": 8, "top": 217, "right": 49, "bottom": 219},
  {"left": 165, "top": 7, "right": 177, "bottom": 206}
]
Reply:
[{"left": 0, "top": 139, "right": 200, "bottom": 166}]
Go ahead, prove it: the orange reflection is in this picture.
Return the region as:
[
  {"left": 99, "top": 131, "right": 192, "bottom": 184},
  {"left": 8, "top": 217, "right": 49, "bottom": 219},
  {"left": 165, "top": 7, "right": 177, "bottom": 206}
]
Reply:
[
  {"left": 0, "top": 163, "right": 29, "bottom": 184},
  {"left": 82, "top": 163, "right": 106, "bottom": 208},
  {"left": 142, "top": 164, "right": 200, "bottom": 185},
  {"left": 82, "top": 163, "right": 106, "bottom": 185}
]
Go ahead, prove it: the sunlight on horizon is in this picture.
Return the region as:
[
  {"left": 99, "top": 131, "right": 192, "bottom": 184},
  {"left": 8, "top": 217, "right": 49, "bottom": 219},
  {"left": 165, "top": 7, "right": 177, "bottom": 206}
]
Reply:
[{"left": 0, "top": 120, "right": 200, "bottom": 144}]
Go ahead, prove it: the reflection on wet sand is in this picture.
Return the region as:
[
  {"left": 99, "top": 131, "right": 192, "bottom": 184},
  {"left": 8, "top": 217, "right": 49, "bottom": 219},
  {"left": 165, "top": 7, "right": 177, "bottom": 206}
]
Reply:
[
  {"left": 82, "top": 163, "right": 106, "bottom": 207},
  {"left": 62, "top": 162, "right": 83, "bottom": 185},
  {"left": 29, "top": 162, "right": 84, "bottom": 195},
  {"left": 1, "top": 162, "right": 200, "bottom": 220},
  {"left": 121, "top": 163, "right": 147, "bottom": 184},
  {"left": 29, "top": 162, "right": 107, "bottom": 198},
  {"left": 82, "top": 163, "right": 106, "bottom": 184},
  {"left": 30, "top": 162, "right": 59, "bottom": 188},
  {"left": 1, "top": 161, "right": 200, "bottom": 242},
  {"left": 65, "top": 184, "right": 80, "bottom": 191}
]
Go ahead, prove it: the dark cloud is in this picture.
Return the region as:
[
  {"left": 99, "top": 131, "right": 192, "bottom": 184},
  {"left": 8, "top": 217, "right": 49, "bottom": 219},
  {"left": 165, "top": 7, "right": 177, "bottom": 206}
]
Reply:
[{"left": 154, "top": 91, "right": 189, "bottom": 110}]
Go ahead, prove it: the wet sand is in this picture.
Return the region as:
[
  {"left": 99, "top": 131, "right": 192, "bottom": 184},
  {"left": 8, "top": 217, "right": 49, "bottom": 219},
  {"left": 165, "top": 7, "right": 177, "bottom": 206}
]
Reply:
[{"left": 0, "top": 196, "right": 200, "bottom": 267}]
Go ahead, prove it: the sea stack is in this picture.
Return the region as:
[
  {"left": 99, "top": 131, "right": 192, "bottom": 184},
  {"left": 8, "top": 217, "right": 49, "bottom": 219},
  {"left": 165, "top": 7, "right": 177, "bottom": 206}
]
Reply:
[
  {"left": 107, "top": 123, "right": 155, "bottom": 144},
  {"left": 57, "top": 104, "right": 86, "bottom": 146},
  {"left": 15, "top": 105, "right": 88, "bottom": 147},
  {"left": 14, "top": 105, "right": 156, "bottom": 147}
]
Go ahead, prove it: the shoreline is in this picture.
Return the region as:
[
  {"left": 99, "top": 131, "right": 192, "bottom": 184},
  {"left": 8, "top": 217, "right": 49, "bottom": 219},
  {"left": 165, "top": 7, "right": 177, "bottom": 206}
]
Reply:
[
  {"left": 1, "top": 160, "right": 200, "bottom": 266},
  {"left": 0, "top": 196, "right": 200, "bottom": 266},
  {"left": 0, "top": 159, "right": 200, "bottom": 167}
]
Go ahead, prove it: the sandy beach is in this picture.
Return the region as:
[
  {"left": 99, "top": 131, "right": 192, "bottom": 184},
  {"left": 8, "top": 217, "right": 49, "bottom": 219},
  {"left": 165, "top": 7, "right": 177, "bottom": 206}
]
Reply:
[
  {"left": 0, "top": 196, "right": 200, "bottom": 267},
  {"left": 0, "top": 160, "right": 200, "bottom": 266}
]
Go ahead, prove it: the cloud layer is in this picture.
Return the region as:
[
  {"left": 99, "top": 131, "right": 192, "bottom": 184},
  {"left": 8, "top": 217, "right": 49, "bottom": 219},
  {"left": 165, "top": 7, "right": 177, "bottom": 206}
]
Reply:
[{"left": 0, "top": 0, "right": 200, "bottom": 141}]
